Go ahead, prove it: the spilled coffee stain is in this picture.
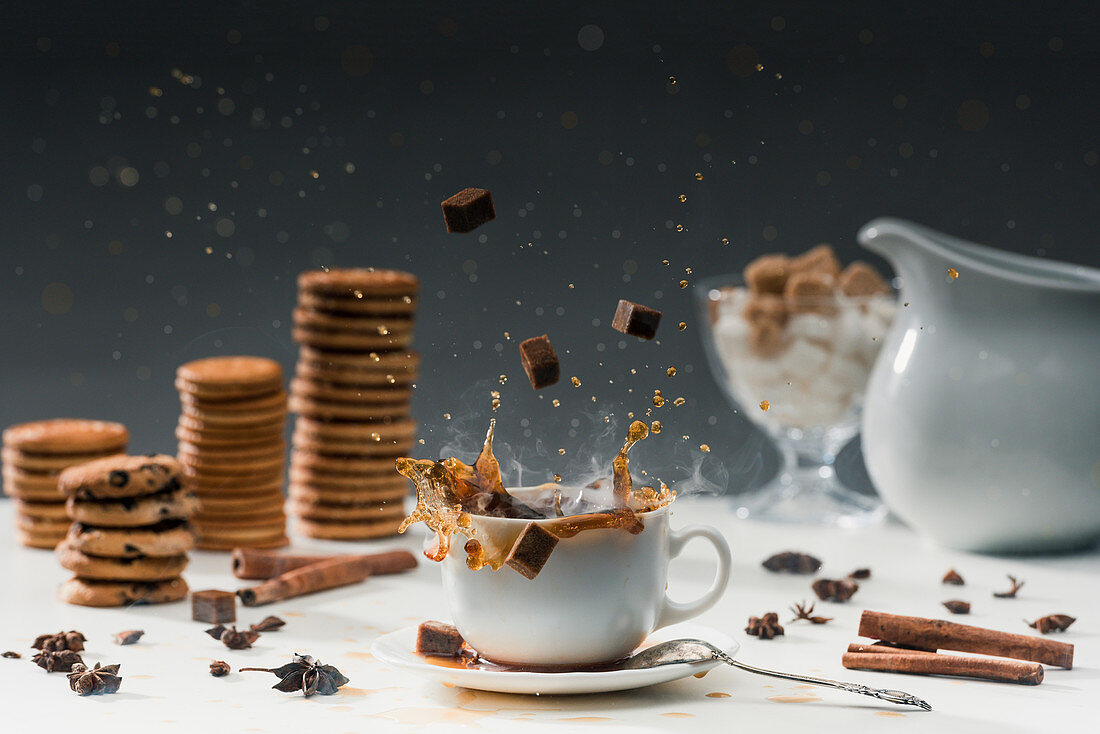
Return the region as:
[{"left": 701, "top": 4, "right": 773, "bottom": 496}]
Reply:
[
  {"left": 344, "top": 651, "right": 373, "bottom": 661},
  {"left": 876, "top": 711, "right": 906, "bottom": 718},
  {"left": 451, "top": 688, "right": 563, "bottom": 713},
  {"left": 693, "top": 670, "right": 709, "bottom": 678},
  {"left": 339, "top": 687, "right": 371, "bottom": 698},
  {"left": 129, "top": 674, "right": 156, "bottom": 679},
  {"left": 767, "top": 695, "right": 822, "bottom": 704},
  {"left": 368, "top": 707, "right": 493, "bottom": 725},
  {"left": 559, "top": 717, "right": 615, "bottom": 723},
  {"left": 282, "top": 611, "right": 306, "bottom": 618},
  {"left": 441, "top": 682, "right": 456, "bottom": 688},
  {"left": 793, "top": 684, "right": 815, "bottom": 689},
  {"left": 706, "top": 692, "right": 731, "bottom": 698},
  {"left": 661, "top": 712, "right": 694, "bottom": 718},
  {"left": 343, "top": 638, "right": 359, "bottom": 643},
  {"left": 330, "top": 705, "right": 353, "bottom": 712}
]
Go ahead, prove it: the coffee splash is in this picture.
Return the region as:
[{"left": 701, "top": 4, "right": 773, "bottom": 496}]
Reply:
[{"left": 395, "top": 418, "right": 674, "bottom": 570}]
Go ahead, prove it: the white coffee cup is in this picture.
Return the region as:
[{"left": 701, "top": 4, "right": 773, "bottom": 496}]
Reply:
[{"left": 439, "top": 495, "right": 732, "bottom": 666}]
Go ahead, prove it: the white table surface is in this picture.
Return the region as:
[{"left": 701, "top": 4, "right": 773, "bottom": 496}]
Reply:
[{"left": 1, "top": 497, "right": 1096, "bottom": 733}]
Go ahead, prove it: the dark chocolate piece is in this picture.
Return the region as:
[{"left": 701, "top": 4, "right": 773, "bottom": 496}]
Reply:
[
  {"left": 611, "top": 299, "right": 662, "bottom": 340},
  {"left": 441, "top": 187, "right": 496, "bottom": 233},
  {"left": 519, "top": 334, "right": 560, "bottom": 389},
  {"left": 191, "top": 589, "right": 237, "bottom": 624},
  {"left": 504, "top": 522, "right": 560, "bottom": 580},
  {"left": 416, "top": 621, "right": 466, "bottom": 657}
]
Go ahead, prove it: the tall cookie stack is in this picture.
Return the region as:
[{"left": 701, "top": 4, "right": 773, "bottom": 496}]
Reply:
[
  {"left": 57, "top": 454, "right": 196, "bottom": 607},
  {"left": 288, "top": 268, "right": 419, "bottom": 540},
  {"left": 174, "top": 356, "right": 290, "bottom": 550},
  {"left": 2, "top": 420, "right": 129, "bottom": 549}
]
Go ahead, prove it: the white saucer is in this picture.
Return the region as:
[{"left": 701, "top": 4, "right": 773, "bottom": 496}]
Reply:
[{"left": 370, "top": 623, "right": 738, "bottom": 695}]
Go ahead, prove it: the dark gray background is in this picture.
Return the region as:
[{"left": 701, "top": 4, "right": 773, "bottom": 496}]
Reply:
[{"left": 3, "top": 1, "right": 1097, "bottom": 497}]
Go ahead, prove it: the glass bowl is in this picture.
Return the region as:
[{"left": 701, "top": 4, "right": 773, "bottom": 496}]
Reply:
[{"left": 695, "top": 274, "right": 896, "bottom": 527}]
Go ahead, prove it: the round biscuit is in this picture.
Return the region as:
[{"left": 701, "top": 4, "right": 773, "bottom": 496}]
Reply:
[
  {"left": 287, "top": 498, "right": 407, "bottom": 521},
  {"left": 292, "top": 326, "right": 413, "bottom": 351},
  {"left": 67, "top": 489, "right": 199, "bottom": 527},
  {"left": 175, "top": 424, "right": 285, "bottom": 448},
  {"left": 3, "top": 419, "right": 129, "bottom": 454},
  {"left": 291, "top": 432, "right": 414, "bottom": 456},
  {"left": 290, "top": 377, "right": 412, "bottom": 405},
  {"left": 66, "top": 521, "right": 196, "bottom": 558},
  {"left": 297, "top": 268, "right": 418, "bottom": 297},
  {"left": 14, "top": 499, "right": 70, "bottom": 520},
  {"left": 196, "top": 532, "right": 289, "bottom": 551},
  {"left": 288, "top": 465, "right": 402, "bottom": 488},
  {"left": 57, "top": 454, "right": 181, "bottom": 500},
  {"left": 179, "top": 405, "right": 287, "bottom": 428},
  {"left": 297, "top": 290, "right": 417, "bottom": 315},
  {"left": 57, "top": 541, "right": 189, "bottom": 581},
  {"left": 1, "top": 447, "right": 125, "bottom": 473},
  {"left": 178, "top": 453, "right": 285, "bottom": 475},
  {"left": 17, "top": 527, "right": 66, "bottom": 550},
  {"left": 176, "top": 356, "right": 284, "bottom": 398},
  {"left": 58, "top": 576, "right": 189, "bottom": 607},
  {"left": 294, "top": 515, "right": 404, "bottom": 540},
  {"left": 288, "top": 483, "right": 408, "bottom": 504},
  {"left": 290, "top": 450, "right": 403, "bottom": 475},
  {"left": 288, "top": 395, "right": 410, "bottom": 421}
]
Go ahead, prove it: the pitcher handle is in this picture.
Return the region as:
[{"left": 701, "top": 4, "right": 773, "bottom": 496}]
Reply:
[{"left": 656, "top": 524, "right": 732, "bottom": 628}]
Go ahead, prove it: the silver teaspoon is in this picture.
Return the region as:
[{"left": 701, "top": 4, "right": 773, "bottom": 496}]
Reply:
[{"left": 622, "top": 639, "right": 932, "bottom": 711}]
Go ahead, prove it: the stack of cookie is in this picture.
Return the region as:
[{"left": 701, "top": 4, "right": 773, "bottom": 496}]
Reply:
[
  {"left": 288, "top": 268, "right": 419, "bottom": 540},
  {"left": 2, "top": 419, "right": 129, "bottom": 549},
  {"left": 57, "top": 454, "right": 196, "bottom": 607},
  {"left": 175, "top": 356, "right": 289, "bottom": 550}
]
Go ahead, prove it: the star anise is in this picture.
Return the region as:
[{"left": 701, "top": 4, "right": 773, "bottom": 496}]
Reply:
[
  {"left": 113, "top": 630, "right": 144, "bottom": 645},
  {"left": 249, "top": 616, "right": 286, "bottom": 632},
  {"left": 32, "top": 649, "right": 84, "bottom": 672},
  {"left": 811, "top": 578, "right": 859, "bottom": 602},
  {"left": 745, "top": 612, "right": 785, "bottom": 639},
  {"left": 761, "top": 551, "right": 821, "bottom": 574},
  {"left": 993, "top": 575, "right": 1024, "bottom": 598},
  {"left": 241, "top": 654, "right": 349, "bottom": 697},
  {"left": 210, "top": 660, "right": 231, "bottom": 677},
  {"left": 205, "top": 624, "right": 260, "bottom": 650},
  {"left": 67, "top": 662, "right": 122, "bottom": 696},
  {"left": 942, "top": 569, "right": 964, "bottom": 585},
  {"left": 32, "top": 630, "right": 86, "bottom": 652},
  {"left": 1025, "top": 614, "right": 1075, "bottom": 634},
  {"left": 789, "top": 600, "right": 833, "bottom": 624}
]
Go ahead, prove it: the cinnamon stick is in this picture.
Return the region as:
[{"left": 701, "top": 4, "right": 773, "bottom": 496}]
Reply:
[
  {"left": 238, "top": 556, "right": 377, "bottom": 606},
  {"left": 231, "top": 548, "right": 417, "bottom": 580},
  {"left": 843, "top": 651, "right": 1044, "bottom": 685},
  {"left": 847, "top": 643, "right": 938, "bottom": 655},
  {"left": 859, "top": 610, "right": 1073, "bottom": 669}
]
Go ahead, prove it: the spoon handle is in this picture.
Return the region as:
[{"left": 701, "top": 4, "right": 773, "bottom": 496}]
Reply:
[{"left": 712, "top": 650, "right": 932, "bottom": 711}]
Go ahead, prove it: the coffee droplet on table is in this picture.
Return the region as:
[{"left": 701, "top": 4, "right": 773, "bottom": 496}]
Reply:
[
  {"left": 760, "top": 400, "right": 770, "bottom": 412},
  {"left": 947, "top": 267, "right": 959, "bottom": 279}
]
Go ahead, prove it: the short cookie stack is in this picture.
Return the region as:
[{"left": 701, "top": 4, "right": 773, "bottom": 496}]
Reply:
[
  {"left": 175, "top": 356, "right": 289, "bottom": 550},
  {"left": 57, "top": 454, "right": 197, "bottom": 607},
  {"left": 288, "top": 268, "right": 419, "bottom": 540},
  {"left": 2, "top": 419, "right": 129, "bottom": 549}
]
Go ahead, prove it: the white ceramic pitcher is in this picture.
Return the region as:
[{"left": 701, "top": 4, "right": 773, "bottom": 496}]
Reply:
[{"left": 858, "top": 218, "right": 1100, "bottom": 553}]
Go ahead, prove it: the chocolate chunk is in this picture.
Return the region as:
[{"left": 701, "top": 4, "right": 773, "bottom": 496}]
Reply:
[
  {"left": 504, "top": 522, "right": 560, "bottom": 580},
  {"left": 611, "top": 300, "right": 662, "bottom": 340},
  {"left": 441, "top": 187, "right": 496, "bottom": 233},
  {"left": 108, "top": 470, "right": 129, "bottom": 487},
  {"left": 416, "top": 621, "right": 466, "bottom": 657},
  {"left": 519, "top": 334, "right": 560, "bottom": 389},
  {"left": 191, "top": 589, "right": 237, "bottom": 624},
  {"left": 789, "top": 244, "right": 842, "bottom": 278},
  {"left": 784, "top": 271, "right": 836, "bottom": 314},
  {"left": 113, "top": 630, "right": 144, "bottom": 645}
]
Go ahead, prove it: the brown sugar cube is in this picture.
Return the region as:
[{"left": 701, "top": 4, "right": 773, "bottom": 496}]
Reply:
[
  {"left": 519, "top": 335, "right": 560, "bottom": 389},
  {"left": 789, "top": 244, "right": 842, "bottom": 278},
  {"left": 191, "top": 589, "right": 237, "bottom": 624},
  {"left": 748, "top": 319, "right": 785, "bottom": 358},
  {"left": 839, "top": 261, "right": 891, "bottom": 296},
  {"left": 416, "top": 621, "right": 466, "bottom": 657},
  {"left": 784, "top": 271, "right": 837, "bottom": 315},
  {"left": 441, "top": 187, "right": 496, "bottom": 233},
  {"left": 741, "top": 294, "right": 788, "bottom": 327},
  {"left": 611, "top": 300, "right": 662, "bottom": 340},
  {"left": 743, "top": 254, "right": 790, "bottom": 294},
  {"left": 505, "top": 522, "right": 560, "bottom": 580}
]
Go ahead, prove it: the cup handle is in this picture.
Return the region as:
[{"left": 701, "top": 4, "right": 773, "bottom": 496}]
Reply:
[{"left": 655, "top": 524, "right": 732, "bottom": 629}]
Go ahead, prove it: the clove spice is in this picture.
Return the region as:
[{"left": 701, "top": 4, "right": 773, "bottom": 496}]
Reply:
[
  {"left": 993, "top": 574, "right": 1025, "bottom": 598},
  {"left": 789, "top": 601, "right": 833, "bottom": 624}
]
